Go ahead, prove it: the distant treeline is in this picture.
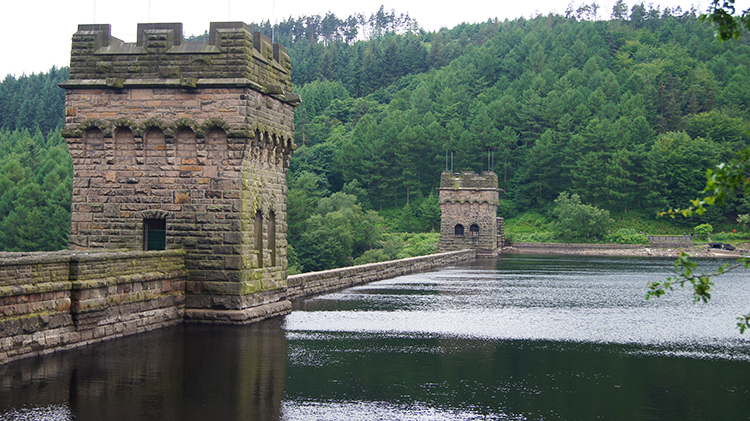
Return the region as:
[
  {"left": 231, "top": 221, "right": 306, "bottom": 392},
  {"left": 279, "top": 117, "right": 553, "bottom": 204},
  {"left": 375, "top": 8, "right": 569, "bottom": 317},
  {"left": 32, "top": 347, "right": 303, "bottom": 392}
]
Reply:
[{"left": 0, "top": 67, "right": 67, "bottom": 134}]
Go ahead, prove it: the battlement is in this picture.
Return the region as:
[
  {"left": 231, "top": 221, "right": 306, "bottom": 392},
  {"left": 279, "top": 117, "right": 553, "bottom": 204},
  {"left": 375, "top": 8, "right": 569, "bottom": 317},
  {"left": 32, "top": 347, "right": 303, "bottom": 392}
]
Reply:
[
  {"left": 61, "top": 22, "right": 299, "bottom": 105},
  {"left": 439, "top": 171, "right": 499, "bottom": 191}
]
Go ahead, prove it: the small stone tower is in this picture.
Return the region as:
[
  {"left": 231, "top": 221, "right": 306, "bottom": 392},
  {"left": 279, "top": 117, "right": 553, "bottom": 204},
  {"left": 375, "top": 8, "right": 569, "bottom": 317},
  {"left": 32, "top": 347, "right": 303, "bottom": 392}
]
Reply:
[
  {"left": 437, "top": 171, "right": 502, "bottom": 257},
  {"left": 60, "top": 22, "right": 299, "bottom": 322}
]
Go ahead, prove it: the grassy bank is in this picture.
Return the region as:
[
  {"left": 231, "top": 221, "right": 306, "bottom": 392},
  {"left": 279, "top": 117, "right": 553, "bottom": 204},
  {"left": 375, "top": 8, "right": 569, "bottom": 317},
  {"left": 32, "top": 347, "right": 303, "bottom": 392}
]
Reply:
[{"left": 504, "top": 211, "right": 750, "bottom": 245}]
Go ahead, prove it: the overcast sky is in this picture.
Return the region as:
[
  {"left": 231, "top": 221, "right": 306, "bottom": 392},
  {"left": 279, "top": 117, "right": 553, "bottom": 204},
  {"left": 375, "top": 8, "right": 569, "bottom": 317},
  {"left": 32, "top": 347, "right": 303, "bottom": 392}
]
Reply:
[{"left": 2, "top": 0, "right": 744, "bottom": 78}]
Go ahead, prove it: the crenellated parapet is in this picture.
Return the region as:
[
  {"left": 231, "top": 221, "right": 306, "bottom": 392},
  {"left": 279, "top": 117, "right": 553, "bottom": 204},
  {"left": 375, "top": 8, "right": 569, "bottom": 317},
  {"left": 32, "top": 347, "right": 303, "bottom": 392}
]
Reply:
[
  {"left": 440, "top": 171, "right": 499, "bottom": 191},
  {"left": 62, "top": 23, "right": 298, "bottom": 105},
  {"left": 438, "top": 171, "right": 500, "bottom": 206}
]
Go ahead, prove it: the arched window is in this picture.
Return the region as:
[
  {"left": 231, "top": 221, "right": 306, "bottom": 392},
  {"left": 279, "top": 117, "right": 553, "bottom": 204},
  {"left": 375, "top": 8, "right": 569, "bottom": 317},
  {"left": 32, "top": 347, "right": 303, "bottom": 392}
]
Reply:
[
  {"left": 268, "top": 211, "right": 276, "bottom": 267},
  {"left": 144, "top": 127, "right": 165, "bottom": 165},
  {"left": 206, "top": 127, "right": 227, "bottom": 161},
  {"left": 254, "top": 210, "right": 263, "bottom": 268},
  {"left": 454, "top": 224, "right": 464, "bottom": 236},
  {"left": 175, "top": 127, "right": 196, "bottom": 161},
  {"left": 84, "top": 127, "right": 105, "bottom": 163},
  {"left": 115, "top": 127, "right": 135, "bottom": 164},
  {"left": 470, "top": 224, "right": 480, "bottom": 237}
]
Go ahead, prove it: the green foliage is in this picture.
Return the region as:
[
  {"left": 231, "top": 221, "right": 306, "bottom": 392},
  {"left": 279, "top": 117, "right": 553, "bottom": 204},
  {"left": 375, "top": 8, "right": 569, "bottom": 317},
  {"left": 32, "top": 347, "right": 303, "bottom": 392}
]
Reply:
[
  {"left": 293, "top": 192, "right": 383, "bottom": 272},
  {"left": 0, "top": 128, "right": 72, "bottom": 251},
  {"left": 508, "top": 231, "right": 557, "bottom": 243},
  {"left": 550, "top": 192, "right": 614, "bottom": 241},
  {"left": 0, "top": 68, "right": 68, "bottom": 133},
  {"left": 352, "top": 249, "right": 390, "bottom": 265},
  {"left": 693, "top": 223, "right": 714, "bottom": 240},
  {"left": 286, "top": 244, "right": 301, "bottom": 275},
  {"left": 647, "top": 251, "right": 750, "bottom": 333},
  {"left": 504, "top": 213, "right": 551, "bottom": 234},
  {"left": 351, "top": 232, "right": 438, "bottom": 265},
  {"left": 703, "top": 0, "right": 750, "bottom": 41},
  {"left": 737, "top": 213, "right": 750, "bottom": 230},
  {"left": 605, "top": 228, "right": 649, "bottom": 244},
  {"left": 277, "top": 7, "right": 750, "bottom": 222}
]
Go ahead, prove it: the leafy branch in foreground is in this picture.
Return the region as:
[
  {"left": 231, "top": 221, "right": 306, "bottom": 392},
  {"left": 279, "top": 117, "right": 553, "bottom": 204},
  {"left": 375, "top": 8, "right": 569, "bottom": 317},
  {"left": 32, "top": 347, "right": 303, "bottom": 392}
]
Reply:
[
  {"left": 702, "top": 0, "right": 750, "bottom": 41},
  {"left": 651, "top": 148, "right": 750, "bottom": 333},
  {"left": 647, "top": 252, "right": 750, "bottom": 332}
]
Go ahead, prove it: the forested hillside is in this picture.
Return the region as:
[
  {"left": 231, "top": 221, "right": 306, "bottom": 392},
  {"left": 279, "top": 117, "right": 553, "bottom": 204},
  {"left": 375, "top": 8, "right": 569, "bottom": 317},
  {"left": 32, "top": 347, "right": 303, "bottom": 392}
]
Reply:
[
  {"left": 266, "top": 5, "right": 750, "bottom": 221},
  {"left": 0, "top": 68, "right": 71, "bottom": 251},
  {"left": 2, "top": 4, "right": 750, "bottom": 265}
]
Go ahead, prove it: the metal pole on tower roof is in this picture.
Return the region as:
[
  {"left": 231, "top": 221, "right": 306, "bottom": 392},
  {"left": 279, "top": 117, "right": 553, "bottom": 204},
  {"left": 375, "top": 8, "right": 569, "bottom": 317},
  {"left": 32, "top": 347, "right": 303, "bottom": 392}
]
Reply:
[{"left": 272, "top": 0, "right": 276, "bottom": 42}]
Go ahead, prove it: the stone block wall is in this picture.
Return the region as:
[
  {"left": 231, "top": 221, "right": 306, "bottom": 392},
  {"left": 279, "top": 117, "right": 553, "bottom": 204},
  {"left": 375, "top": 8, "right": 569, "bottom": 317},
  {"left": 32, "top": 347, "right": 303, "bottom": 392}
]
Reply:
[
  {"left": 59, "top": 22, "right": 298, "bottom": 322},
  {"left": 287, "top": 250, "right": 476, "bottom": 299},
  {"left": 438, "top": 171, "right": 500, "bottom": 256},
  {"left": 0, "top": 250, "right": 187, "bottom": 364}
]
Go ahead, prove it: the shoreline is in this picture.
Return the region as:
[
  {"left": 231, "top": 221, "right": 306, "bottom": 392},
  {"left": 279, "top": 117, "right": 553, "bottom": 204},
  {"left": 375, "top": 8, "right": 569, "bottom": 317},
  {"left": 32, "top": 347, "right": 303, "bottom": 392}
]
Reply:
[{"left": 502, "top": 242, "right": 746, "bottom": 259}]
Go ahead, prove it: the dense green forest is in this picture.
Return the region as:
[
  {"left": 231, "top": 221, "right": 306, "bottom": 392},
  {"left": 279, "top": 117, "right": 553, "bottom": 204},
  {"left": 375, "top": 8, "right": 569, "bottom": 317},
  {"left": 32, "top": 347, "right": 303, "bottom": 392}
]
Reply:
[{"left": 2, "top": 4, "right": 750, "bottom": 270}]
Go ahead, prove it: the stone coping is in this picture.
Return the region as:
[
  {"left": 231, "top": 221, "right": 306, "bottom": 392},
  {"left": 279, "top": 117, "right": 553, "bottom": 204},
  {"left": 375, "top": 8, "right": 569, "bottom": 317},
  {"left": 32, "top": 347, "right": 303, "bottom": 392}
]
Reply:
[
  {"left": 0, "top": 249, "right": 186, "bottom": 266},
  {"left": 288, "top": 249, "right": 475, "bottom": 283}
]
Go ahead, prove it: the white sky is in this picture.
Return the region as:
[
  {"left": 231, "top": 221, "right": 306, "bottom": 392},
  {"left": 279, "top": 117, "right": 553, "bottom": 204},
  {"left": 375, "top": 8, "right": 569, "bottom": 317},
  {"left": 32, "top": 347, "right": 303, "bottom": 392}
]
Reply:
[{"left": 0, "top": 0, "right": 738, "bottom": 78}]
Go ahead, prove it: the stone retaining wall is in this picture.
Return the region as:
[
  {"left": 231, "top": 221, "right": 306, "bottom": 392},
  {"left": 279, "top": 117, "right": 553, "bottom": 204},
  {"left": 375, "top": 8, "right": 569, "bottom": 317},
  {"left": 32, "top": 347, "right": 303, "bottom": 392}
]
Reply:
[
  {"left": 1, "top": 248, "right": 476, "bottom": 364},
  {"left": 0, "top": 250, "right": 187, "bottom": 364},
  {"left": 287, "top": 249, "right": 476, "bottom": 299},
  {"left": 504, "top": 242, "right": 693, "bottom": 258},
  {"left": 510, "top": 242, "right": 645, "bottom": 250}
]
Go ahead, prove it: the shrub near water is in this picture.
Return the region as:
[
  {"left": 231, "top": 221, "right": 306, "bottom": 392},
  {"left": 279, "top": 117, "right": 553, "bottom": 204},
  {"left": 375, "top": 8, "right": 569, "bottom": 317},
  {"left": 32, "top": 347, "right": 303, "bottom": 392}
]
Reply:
[
  {"left": 694, "top": 223, "right": 713, "bottom": 241},
  {"left": 606, "top": 229, "right": 648, "bottom": 244}
]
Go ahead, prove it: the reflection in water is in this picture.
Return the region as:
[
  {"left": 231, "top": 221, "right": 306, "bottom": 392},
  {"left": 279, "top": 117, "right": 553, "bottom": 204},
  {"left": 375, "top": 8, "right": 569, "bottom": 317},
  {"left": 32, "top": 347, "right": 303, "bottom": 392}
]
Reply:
[
  {"left": 1, "top": 255, "right": 750, "bottom": 420},
  {"left": 0, "top": 404, "right": 72, "bottom": 421},
  {"left": 283, "top": 255, "right": 750, "bottom": 420},
  {"left": 0, "top": 319, "right": 287, "bottom": 421}
]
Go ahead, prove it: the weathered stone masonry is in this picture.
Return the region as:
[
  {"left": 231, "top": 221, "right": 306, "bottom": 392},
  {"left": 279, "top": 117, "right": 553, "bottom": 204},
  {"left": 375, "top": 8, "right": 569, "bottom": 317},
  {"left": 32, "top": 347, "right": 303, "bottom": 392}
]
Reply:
[
  {"left": 0, "top": 23, "right": 485, "bottom": 365},
  {"left": 59, "top": 22, "right": 300, "bottom": 323},
  {"left": 437, "top": 171, "right": 502, "bottom": 257},
  {"left": 0, "top": 250, "right": 187, "bottom": 364}
]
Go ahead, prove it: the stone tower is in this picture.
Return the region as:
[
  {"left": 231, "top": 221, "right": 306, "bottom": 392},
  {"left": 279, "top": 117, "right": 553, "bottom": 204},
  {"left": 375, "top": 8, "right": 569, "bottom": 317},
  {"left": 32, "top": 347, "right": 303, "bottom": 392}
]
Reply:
[
  {"left": 437, "top": 171, "right": 501, "bottom": 257},
  {"left": 60, "top": 22, "right": 299, "bottom": 322}
]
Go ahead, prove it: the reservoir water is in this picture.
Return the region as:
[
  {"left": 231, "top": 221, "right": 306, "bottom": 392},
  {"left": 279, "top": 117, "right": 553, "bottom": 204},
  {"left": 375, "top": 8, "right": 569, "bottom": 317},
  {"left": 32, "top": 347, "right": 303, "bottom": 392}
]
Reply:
[{"left": 2, "top": 255, "right": 750, "bottom": 420}]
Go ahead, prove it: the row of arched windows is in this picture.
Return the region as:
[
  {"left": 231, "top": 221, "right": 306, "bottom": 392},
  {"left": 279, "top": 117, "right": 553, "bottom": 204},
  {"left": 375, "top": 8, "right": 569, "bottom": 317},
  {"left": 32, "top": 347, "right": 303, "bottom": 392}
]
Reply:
[
  {"left": 82, "top": 125, "right": 230, "bottom": 165},
  {"left": 454, "top": 224, "right": 480, "bottom": 237}
]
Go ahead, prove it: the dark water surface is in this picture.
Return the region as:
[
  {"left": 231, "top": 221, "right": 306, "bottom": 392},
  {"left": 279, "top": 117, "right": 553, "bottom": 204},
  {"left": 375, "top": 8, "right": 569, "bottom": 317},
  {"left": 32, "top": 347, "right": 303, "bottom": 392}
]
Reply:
[{"left": 2, "top": 255, "right": 750, "bottom": 420}]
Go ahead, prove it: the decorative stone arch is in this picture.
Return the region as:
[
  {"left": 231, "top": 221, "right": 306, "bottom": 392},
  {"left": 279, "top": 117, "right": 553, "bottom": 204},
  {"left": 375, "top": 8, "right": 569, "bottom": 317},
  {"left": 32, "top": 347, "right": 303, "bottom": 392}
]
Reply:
[
  {"left": 141, "top": 209, "right": 172, "bottom": 220},
  {"left": 140, "top": 119, "right": 174, "bottom": 138},
  {"left": 74, "top": 119, "right": 114, "bottom": 138},
  {"left": 113, "top": 118, "right": 141, "bottom": 137},
  {"left": 171, "top": 118, "right": 200, "bottom": 136},
  {"left": 197, "top": 118, "right": 232, "bottom": 138}
]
